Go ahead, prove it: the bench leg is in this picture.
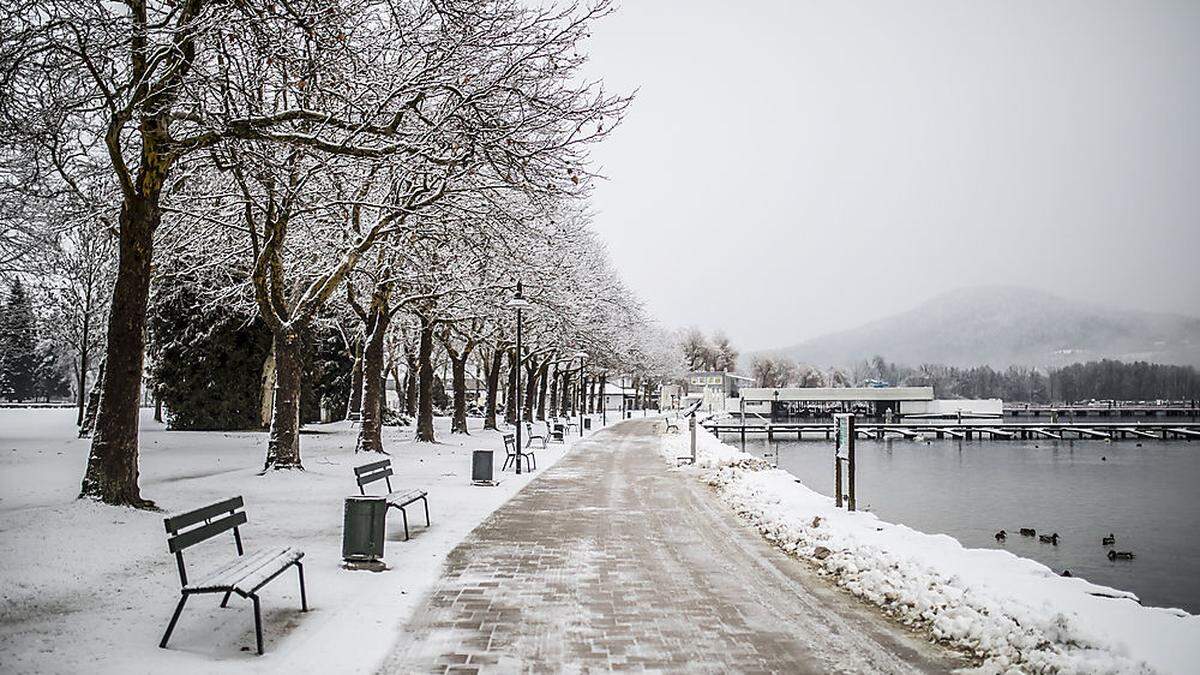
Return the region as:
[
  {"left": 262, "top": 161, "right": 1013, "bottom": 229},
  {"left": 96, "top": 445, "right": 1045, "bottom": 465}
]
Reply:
[
  {"left": 501, "top": 453, "right": 512, "bottom": 471},
  {"left": 251, "top": 594, "right": 264, "bottom": 655},
  {"left": 422, "top": 496, "right": 430, "bottom": 527},
  {"left": 296, "top": 562, "right": 308, "bottom": 612},
  {"left": 220, "top": 590, "right": 233, "bottom": 608},
  {"left": 159, "top": 594, "right": 189, "bottom": 649},
  {"left": 400, "top": 506, "right": 410, "bottom": 541}
]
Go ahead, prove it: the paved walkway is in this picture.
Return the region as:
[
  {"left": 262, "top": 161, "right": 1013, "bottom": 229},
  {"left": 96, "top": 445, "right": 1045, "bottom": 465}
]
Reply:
[{"left": 382, "top": 420, "right": 962, "bottom": 673}]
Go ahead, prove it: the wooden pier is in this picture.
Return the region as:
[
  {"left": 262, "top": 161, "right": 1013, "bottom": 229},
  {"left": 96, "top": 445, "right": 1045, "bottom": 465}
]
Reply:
[
  {"left": 1004, "top": 404, "right": 1199, "bottom": 418},
  {"left": 701, "top": 420, "right": 1200, "bottom": 441}
]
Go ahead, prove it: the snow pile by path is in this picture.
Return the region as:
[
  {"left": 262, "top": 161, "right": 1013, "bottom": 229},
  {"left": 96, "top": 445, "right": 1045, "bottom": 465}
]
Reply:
[{"left": 660, "top": 427, "right": 1200, "bottom": 674}]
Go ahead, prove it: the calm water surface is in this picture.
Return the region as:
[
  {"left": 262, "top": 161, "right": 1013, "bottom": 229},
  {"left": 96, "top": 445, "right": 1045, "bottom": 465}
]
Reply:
[{"left": 719, "top": 432, "right": 1200, "bottom": 614}]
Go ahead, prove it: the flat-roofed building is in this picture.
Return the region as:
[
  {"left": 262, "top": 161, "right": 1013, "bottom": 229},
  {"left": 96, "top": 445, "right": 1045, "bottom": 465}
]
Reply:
[{"left": 738, "top": 386, "right": 934, "bottom": 420}]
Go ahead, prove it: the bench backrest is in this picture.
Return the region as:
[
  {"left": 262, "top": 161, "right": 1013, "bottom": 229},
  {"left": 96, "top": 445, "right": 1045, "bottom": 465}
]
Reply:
[
  {"left": 354, "top": 459, "right": 393, "bottom": 495},
  {"left": 164, "top": 496, "right": 247, "bottom": 586},
  {"left": 503, "top": 433, "right": 516, "bottom": 453}
]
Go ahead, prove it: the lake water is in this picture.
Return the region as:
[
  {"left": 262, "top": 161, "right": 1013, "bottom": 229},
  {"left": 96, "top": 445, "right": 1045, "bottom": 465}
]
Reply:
[{"left": 718, "top": 432, "right": 1200, "bottom": 614}]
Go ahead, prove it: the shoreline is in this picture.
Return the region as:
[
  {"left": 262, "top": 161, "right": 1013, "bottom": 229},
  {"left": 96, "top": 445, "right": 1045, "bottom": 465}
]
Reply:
[{"left": 660, "top": 423, "right": 1200, "bottom": 673}]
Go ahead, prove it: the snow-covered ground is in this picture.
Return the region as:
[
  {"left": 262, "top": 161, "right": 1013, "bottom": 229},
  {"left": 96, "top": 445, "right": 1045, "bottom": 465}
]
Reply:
[
  {"left": 0, "top": 408, "right": 606, "bottom": 674},
  {"left": 660, "top": 424, "right": 1200, "bottom": 674}
]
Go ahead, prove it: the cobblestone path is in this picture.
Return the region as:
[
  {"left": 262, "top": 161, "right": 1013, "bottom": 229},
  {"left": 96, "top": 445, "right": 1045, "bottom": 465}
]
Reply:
[{"left": 381, "top": 419, "right": 961, "bottom": 674}]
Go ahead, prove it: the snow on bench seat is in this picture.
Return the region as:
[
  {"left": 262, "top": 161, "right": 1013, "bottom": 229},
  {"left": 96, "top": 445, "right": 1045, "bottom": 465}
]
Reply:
[
  {"left": 186, "top": 546, "right": 305, "bottom": 594},
  {"left": 385, "top": 489, "right": 427, "bottom": 507}
]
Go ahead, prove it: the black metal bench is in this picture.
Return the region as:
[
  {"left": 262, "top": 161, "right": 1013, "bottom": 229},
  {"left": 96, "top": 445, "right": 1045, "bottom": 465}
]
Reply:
[
  {"left": 354, "top": 459, "right": 430, "bottom": 540},
  {"left": 548, "top": 417, "right": 567, "bottom": 443},
  {"left": 160, "top": 496, "right": 306, "bottom": 655},
  {"left": 501, "top": 432, "right": 536, "bottom": 471},
  {"left": 524, "top": 421, "right": 548, "bottom": 449}
]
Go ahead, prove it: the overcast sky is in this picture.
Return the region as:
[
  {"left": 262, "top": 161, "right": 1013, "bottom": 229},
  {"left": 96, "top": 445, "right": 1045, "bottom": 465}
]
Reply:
[{"left": 582, "top": 0, "right": 1200, "bottom": 351}]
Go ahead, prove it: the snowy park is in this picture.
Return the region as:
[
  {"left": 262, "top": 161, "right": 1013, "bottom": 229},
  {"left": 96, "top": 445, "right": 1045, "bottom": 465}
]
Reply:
[
  {"left": 4, "top": 0, "right": 1200, "bottom": 673},
  {"left": 0, "top": 407, "right": 585, "bottom": 672}
]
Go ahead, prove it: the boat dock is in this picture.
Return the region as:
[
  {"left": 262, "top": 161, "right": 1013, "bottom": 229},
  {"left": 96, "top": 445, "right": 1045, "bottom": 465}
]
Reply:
[
  {"left": 701, "top": 420, "right": 1200, "bottom": 441},
  {"left": 1004, "top": 404, "right": 1199, "bottom": 418}
]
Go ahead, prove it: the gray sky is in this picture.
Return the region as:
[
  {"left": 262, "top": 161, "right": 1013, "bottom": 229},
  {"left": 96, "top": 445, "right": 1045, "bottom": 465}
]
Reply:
[{"left": 583, "top": 1, "right": 1200, "bottom": 351}]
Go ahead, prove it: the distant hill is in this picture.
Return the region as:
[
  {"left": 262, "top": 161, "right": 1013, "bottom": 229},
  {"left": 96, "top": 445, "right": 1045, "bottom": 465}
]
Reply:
[{"left": 760, "top": 286, "right": 1200, "bottom": 369}]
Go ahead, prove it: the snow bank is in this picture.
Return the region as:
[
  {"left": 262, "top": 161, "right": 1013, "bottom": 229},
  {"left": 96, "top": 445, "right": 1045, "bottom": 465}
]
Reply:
[
  {"left": 660, "top": 427, "right": 1200, "bottom": 674},
  {"left": 0, "top": 409, "right": 603, "bottom": 674}
]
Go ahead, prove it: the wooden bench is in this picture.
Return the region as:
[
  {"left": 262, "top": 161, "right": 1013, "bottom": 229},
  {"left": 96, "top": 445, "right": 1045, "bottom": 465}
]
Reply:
[
  {"left": 525, "top": 421, "right": 548, "bottom": 449},
  {"left": 501, "top": 432, "right": 536, "bottom": 471},
  {"left": 354, "top": 459, "right": 430, "bottom": 541},
  {"left": 160, "top": 496, "right": 306, "bottom": 655}
]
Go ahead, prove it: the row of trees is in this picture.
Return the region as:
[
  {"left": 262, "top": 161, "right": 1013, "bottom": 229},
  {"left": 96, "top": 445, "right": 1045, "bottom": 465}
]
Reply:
[
  {"left": 749, "top": 353, "right": 1200, "bottom": 403},
  {"left": 1, "top": 0, "right": 680, "bottom": 509}
]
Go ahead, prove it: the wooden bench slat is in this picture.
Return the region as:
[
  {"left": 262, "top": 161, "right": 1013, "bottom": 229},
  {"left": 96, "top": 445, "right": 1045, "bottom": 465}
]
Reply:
[
  {"left": 185, "top": 546, "right": 304, "bottom": 593},
  {"left": 353, "top": 459, "right": 390, "bottom": 476},
  {"left": 164, "top": 496, "right": 244, "bottom": 534},
  {"left": 356, "top": 467, "right": 393, "bottom": 487},
  {"left": 386, "top": 489, "right": 427, "bottom": 507},
  {"left": 168, "top": 512, "right": 248, "bottom": 553}
]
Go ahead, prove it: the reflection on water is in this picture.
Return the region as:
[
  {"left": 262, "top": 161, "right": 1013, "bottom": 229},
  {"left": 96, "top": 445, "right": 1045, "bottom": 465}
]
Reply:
[{"left": 719, "top": 432, "right": 1200, "bottom": 614}]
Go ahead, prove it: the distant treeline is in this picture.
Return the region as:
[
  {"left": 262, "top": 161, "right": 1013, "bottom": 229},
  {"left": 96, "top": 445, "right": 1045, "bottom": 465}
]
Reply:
[
  {"left": 864, "top": 357, "right": 1200, "bottom": 403},
  {"left": 751, "top": 354, "right": 1200, "bottom": 403}
]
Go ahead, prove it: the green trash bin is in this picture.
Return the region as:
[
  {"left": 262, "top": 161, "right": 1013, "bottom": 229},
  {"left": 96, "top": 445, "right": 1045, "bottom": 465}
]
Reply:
[
  {"left": 342, "top": 495, "right": 386, "bottom": 562},
  {"left": 472, "top": 449, "right": 494, "bottom": 484}
]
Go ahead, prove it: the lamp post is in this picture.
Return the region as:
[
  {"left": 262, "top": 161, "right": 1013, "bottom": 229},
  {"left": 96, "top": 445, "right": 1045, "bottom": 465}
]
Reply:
[
  {"left": 507, "top": 282, "right": 530, "bottom": 474},
  {"left": 575, "top": 351, "right": 588, "bottom": 437}
]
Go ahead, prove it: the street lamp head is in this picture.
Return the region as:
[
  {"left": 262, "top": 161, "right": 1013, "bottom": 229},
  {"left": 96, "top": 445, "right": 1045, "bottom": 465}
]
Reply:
[{"left": 506, "top": 280, "right": 530, "bottom": 309}]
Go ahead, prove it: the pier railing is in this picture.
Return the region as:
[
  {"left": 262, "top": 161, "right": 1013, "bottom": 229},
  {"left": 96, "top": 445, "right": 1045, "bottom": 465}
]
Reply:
[{"left": 700, "top": 420, "right": 1200, "bottom": 442}]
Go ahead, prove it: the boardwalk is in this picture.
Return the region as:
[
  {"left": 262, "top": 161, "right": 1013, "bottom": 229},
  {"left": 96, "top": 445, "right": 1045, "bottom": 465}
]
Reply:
[{"left": 382, "top": 420, "right": 961, "bottom": 673}]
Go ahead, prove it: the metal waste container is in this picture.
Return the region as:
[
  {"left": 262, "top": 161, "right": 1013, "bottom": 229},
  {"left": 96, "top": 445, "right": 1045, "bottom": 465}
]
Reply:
[
  {"left": 472, "top": 449, "right": 494, "bottom": 483},
  {"left": 583, "top": 417, "right": 592, "bottom": 430},
  {"left": 342, "top": 495, "right": 386, "bottom": 561}
]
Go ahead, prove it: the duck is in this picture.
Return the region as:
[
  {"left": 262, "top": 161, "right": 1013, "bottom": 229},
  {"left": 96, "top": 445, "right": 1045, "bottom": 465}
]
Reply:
[
  {"left": 1039, "top": 532, "right": 1060, "bottom": 545},
  {"left": 1108, "top": 550, "right": 1135, "bottom": 560},
  {"left": 995, "top": 530, "right": 1007, "bottom": 542},
  {"left": 1019, "top": 528, "right": 1036, "bottom": 537},
  {"left": 1101, "top": 534, "right": 1116, "bottom": 546},
  {"left": 1061, "top": 569, "right": 1073, "bottom": 577}
]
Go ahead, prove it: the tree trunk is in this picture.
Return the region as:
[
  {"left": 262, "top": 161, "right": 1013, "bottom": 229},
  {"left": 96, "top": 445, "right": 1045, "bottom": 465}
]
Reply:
[
  {"left": 548, "top": 365, "right": 558, "bottom": 418},
  {"left": 347, "top": 335, "right": 364, "bottom": 418},
  {"left": 450, "top": 355, "right": 469, "bottom": 434},
  {"left": 536, "top": 362, "right": 549, "bottom": 421},
  {"left": 76, "top": 342, "right": 89, "bottom": 427},
  {"left": 259, "top": 352, "right": 276, "bottom": 429},
  {"left": 483, "top": 348, "right": 503, "bottom": 431},
  {"left": 356, "top": 300, "right": 390, "bottom": 453},
  {"left": 598, "top": 372, "right": 608, "bottom": 414},
  {"left": 404, "top": 356, "right": 418, "bottom": 416},
  {"left": 153, "top": 392, "right": 162, "bottom": 423},
  {"left": 79, "top": 361, "right": 104, "bottom": 438},
  {"left": 80, "top": 197, "right": 156, "bottom": 507},
  {"left": 416, "top": 316, "right": 436, "bottom": 442},
  {"left": 390, "top": 363, "right": 402, "bottom": 416},
  {"left": 523, "top": 356, "right": 538, "bottom": 422},
  {"left": 504, "top": 348, "right": 518, "bottom": 426},
  {"left": 264, "top": 331, "right": 304, "bottom": 470}
]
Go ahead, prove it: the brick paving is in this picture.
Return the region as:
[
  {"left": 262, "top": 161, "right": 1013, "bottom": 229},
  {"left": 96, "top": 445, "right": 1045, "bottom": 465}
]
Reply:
[{"left": 382, "top": 420, "right": 962, "bottom": 673}]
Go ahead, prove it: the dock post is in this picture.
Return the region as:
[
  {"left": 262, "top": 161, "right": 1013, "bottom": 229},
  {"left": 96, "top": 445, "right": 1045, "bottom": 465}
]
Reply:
[
  {"left": 835, "top": 455, "right": 842, "bottom": 507},
  {"left": 847, "top": 416, "right": 856, "bottom": 511}
]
